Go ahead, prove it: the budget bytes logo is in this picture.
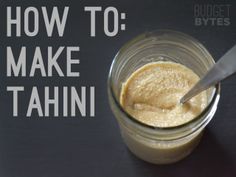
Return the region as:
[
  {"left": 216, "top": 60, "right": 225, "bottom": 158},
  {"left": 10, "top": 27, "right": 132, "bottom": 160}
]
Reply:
[{"left": 194, "top": 4, "right": 231, "bottom": 26}]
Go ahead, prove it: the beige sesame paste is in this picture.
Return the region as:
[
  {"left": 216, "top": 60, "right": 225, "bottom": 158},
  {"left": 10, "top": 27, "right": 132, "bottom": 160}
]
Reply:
[{"left": 120, "top": 61, "right": 207, "bottom": 127}]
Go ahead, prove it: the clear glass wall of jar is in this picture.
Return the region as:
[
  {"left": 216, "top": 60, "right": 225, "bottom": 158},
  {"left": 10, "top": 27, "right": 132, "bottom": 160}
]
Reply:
[{"left": 108, "top": 30, "right": 220, "bottom": 164}]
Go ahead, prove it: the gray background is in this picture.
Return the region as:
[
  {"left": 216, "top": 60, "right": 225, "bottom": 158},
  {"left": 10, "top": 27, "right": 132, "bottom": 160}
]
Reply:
[{"left": 0, "top": 0, "right": 236, "bottom": 177}]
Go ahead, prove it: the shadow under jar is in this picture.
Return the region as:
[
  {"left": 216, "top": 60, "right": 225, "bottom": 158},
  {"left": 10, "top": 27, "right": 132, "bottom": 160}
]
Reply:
[{"left": 108, "top": 30, "right": 220, "bottom": 164}]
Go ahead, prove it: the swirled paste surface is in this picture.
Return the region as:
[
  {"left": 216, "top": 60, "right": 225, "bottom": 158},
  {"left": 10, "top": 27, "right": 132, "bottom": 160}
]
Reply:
[{"left": 120, "top": 61, "right": 207, "bottom": 127}]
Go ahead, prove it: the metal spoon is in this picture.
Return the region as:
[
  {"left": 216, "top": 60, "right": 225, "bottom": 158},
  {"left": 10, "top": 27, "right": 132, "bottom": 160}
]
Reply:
[{"left": 180, "top": 44, "right": 236, "bottom": 104}]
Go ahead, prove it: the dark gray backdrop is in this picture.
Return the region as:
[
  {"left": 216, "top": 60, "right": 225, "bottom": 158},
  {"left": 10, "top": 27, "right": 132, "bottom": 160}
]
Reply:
[{"left": 0, "top": 0, "right": 236, "bottom": 177}]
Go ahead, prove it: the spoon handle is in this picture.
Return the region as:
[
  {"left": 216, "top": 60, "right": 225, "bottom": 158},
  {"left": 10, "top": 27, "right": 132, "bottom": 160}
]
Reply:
[{"left": 180, "top": 44, "right": 236, "bottom": 104}]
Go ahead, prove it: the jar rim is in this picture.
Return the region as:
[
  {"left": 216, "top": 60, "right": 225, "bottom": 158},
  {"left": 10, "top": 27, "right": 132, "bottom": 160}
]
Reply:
[{"left": 108, "top": 29, "right": 220, "bottom": 132}]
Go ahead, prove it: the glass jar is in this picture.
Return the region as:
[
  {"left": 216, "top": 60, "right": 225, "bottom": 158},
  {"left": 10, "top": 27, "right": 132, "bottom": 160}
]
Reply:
[{"left": 108, "top": 30, "right": 220, "bottom": 164}]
